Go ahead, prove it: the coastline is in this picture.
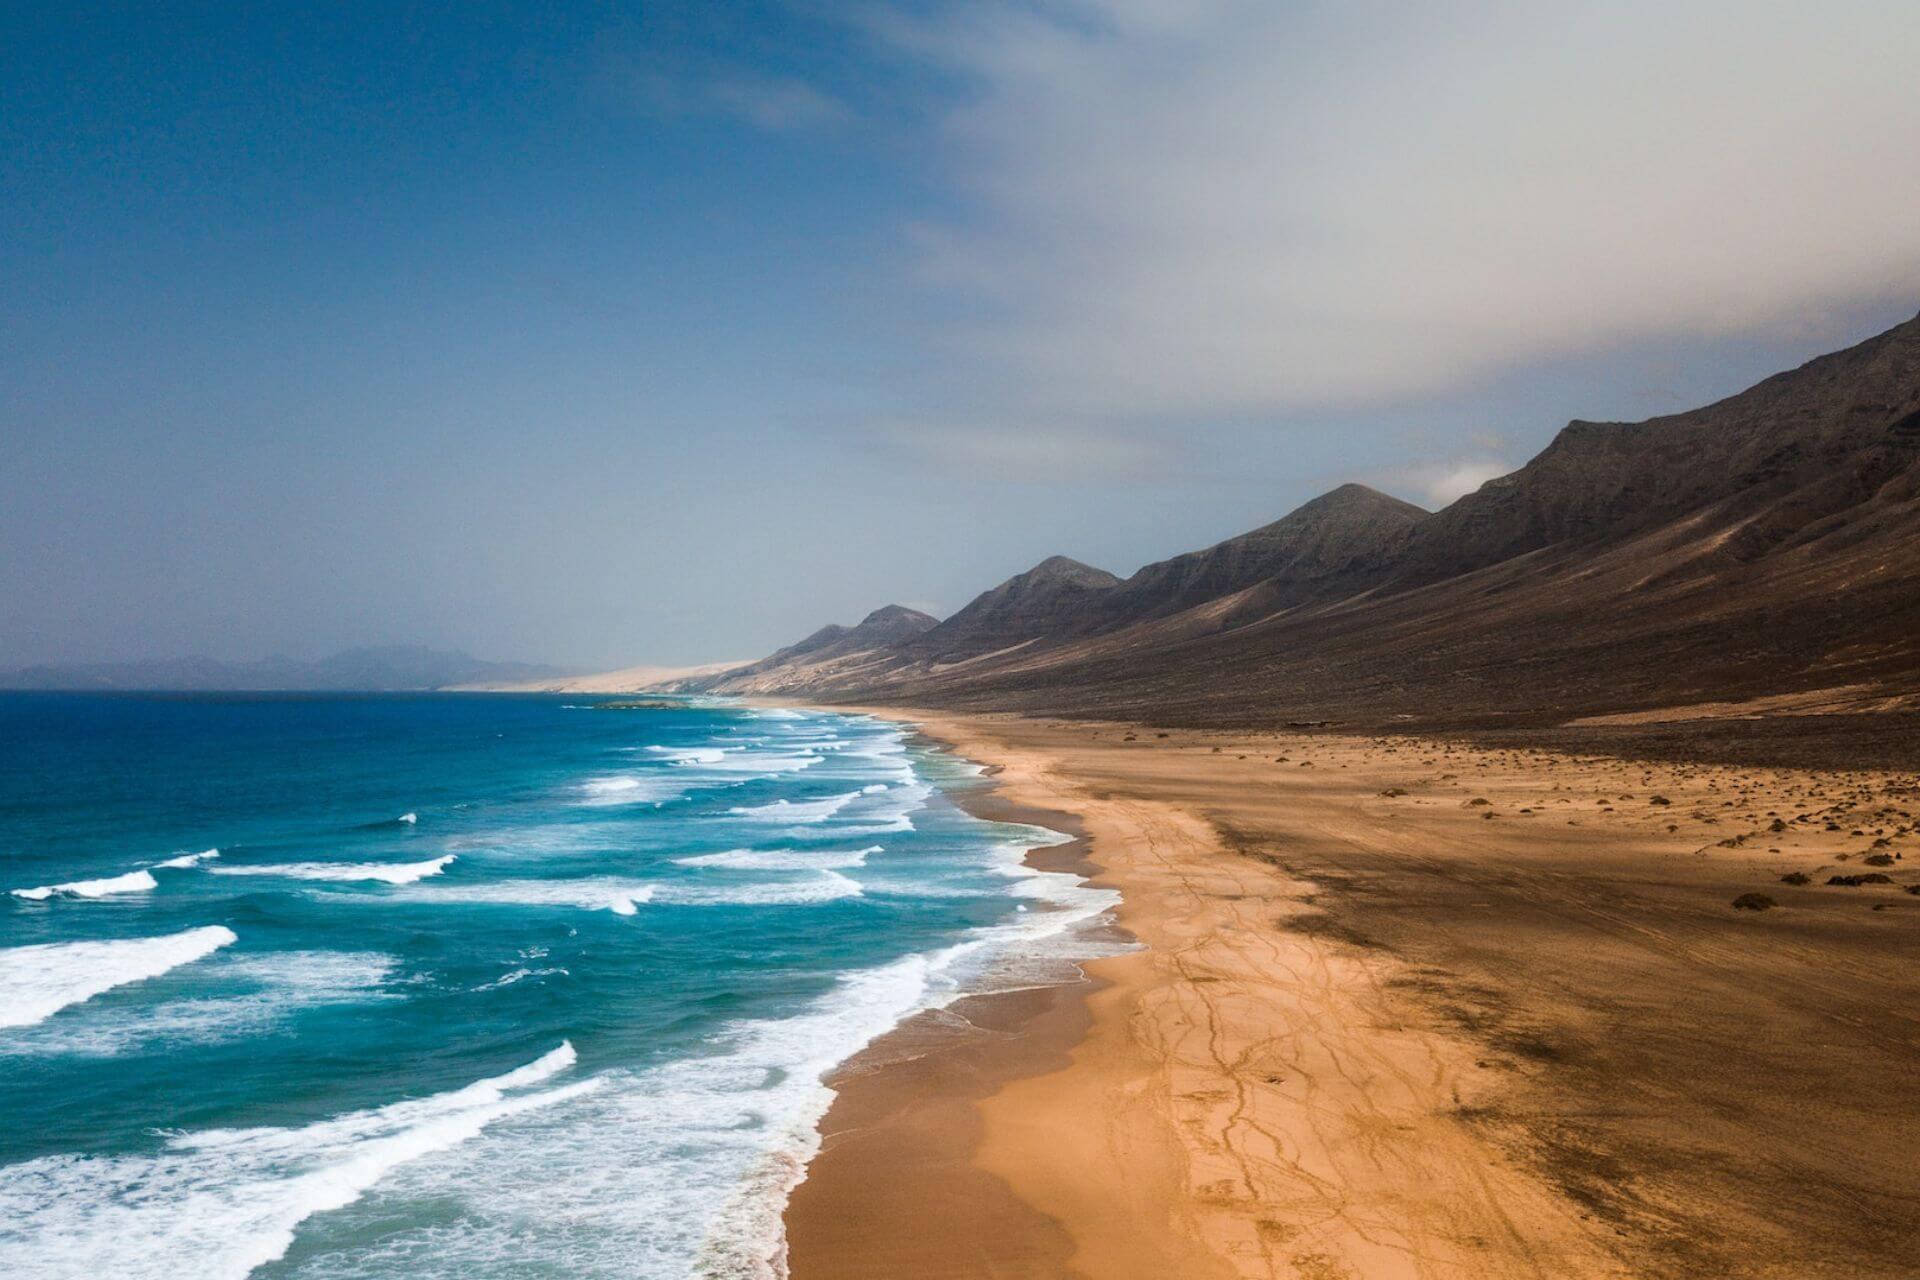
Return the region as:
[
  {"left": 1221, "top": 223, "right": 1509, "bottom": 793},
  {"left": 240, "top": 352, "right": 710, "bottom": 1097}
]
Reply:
[
  {"left": 785, "top": 708, "right": 1920, "bottom": 1280},
  {"left": 782, "top": 721, "right": 1123, "bottom": 1278}
]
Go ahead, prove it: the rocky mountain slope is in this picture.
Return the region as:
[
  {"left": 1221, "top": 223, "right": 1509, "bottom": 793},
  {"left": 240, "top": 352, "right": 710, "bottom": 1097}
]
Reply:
[
  {"left": 1088, "top": 483, "right": 1428, "bottom": 627},
  {"left": 902, "top": 557, "right": 1121, "bottom": 663},
  {"left": 695, "top": 605, "right": 937, "bottom": 695},
  {"left": 682, "top": 311, "right": 1920, "bottom": 751}
]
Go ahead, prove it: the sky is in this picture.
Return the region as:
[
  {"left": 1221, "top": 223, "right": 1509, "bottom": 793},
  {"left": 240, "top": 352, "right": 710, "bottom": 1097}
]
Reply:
[{"left": 5, "top": 1, "right": 1919, "bottom": 670}]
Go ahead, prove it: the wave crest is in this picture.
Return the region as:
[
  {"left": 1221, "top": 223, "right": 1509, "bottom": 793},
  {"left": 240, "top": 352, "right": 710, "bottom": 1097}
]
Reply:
[
  {"left": 0, "top": 926, "right": 238, "bottom": 1029},
  {"left": 11, "top": 869, "right": 158, "bottom": 901},
  {"left": 0, "top": 1042, "right": 592, "bottom": 1279},
  {"left": 209, "top": 855, "right": 455, "bottom": 885}
]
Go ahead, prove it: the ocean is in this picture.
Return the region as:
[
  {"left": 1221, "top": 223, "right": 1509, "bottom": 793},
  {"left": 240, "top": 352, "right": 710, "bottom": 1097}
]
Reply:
[{"left": 0, "top": 693, "right": 1119, "bottom": 1279}]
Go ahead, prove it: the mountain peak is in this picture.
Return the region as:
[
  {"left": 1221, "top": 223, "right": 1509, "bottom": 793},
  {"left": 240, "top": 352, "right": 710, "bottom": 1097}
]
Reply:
[
  {"left": 1390, "top": 307, "right": 1920, "bottom": 586},
  {"left": 857, "top": 604, "right": 940, "bottom": 630},
  {"left": 1056, "top": 483, "right": 1429, "bottom": 633},
  {"left": 1018, "top": 556, "right": 1122, "bottom": 589},
  {"left": 1302, "top": 482, "right": 1429, "bottom": 517},
  {"left": 900, "top": 556, "right": 1120, "bottom": 661}
]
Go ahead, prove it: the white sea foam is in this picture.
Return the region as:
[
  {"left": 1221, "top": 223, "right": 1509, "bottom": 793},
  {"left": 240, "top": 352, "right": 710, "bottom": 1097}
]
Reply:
[
  {"left": 210, "top": 855, "right": 455, "bottom": 885},
  {"left": 0, "top": 713, "right": 1120, "bottom": 1279},
  {"left": 403, "top": 871, "right": 862, "bottom": 912},
  {"left": 867, "top": 780, "right": 933, "bottom": 822},
  {"left": 673, "top": 845, "right": 882, "bottom": 872},
  {"left": 785, "top": 780, "right": 933, "bottom": 840},
  {"left": 630, "top": 878, "right": 1114, "bottom": 1277},
  {"left": 673, "top": 747, "right": 822, "bottom": 775},
  {"left": 711, "top": 750, "right": 820, "bottom": 774},
  {"left": 959, "top": 827, "right": 1132, "bottom": 991},
  {"left": 397, "top": 812, "right": 418, "bottom": 825},
  {"left": 1, "top": 951, "right": 398, "bottom": 1056},
  {"left": 405, "top": 879, "right": 657, "bottom": 915},
  {"left": 14, "top": 844, "right": 233, "bottom": 899},
  {"left": 257, "top": 813, "right": 1109, "bottom": 1279},
  {"left": 154, "top": 848, "right": 220, "bottom": 869},
  {"left": 813, "top": 818, "right": 916, "bottom": 839},
  {"left": 727, "top": 792, "right": 861, "bottom": 824},
  {"left": 586, "top": 748, "right": 821, "bottom": 812},
  {"left": 0, "top": 1043, "right": 594, "bottom": 1280},
  {"left": 576, "top": 774, "right": 695, "bottom": 806},
  {"left": 263, "top": 956, "right": 958, "bottom": 1280},
  {"left": 0, "top": 926, "right": 237, "bottom": 1029},
  {"left": 659, "top": 870, "right": 864, "bottom": 907},
  {"left": 11, "top": 869, "right": 159, "bottom": 901},
  {"left": 472, "top": 966, "right": 568, "bottom": 992},
  {"left": 679, "top": 957, "right": 946, "bottom": 1277},
  {"left": 56, "top": 741, "right": 1103, "bottom": 1278},
  {"left": 646, "top": 745, "right": 733, "bottom": 764}
]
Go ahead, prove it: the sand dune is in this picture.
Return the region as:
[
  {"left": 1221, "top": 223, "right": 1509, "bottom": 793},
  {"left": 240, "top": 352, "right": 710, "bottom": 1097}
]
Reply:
[{"left": 449, "top": 659, "right": 749, "bottom": 693}]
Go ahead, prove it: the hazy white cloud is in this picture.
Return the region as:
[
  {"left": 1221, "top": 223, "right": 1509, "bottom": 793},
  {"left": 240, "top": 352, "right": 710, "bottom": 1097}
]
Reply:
[
  {"left": 884, "top": 0, "right": 1920, "bottom": 416},
  {"left": 706, "top": 75, "right": 851, "bottom": 131},
  {"left": 1385, "top": 456, "right": 1515, "bottom": 509},
  {"left": 593, "top": 51, "right": 850, "bottom": 133},
  {"left": 862, "top": 420, "right": 1166, "bottom": 478}
]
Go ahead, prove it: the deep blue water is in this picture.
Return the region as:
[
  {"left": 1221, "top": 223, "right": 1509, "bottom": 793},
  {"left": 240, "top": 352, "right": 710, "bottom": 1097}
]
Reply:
[{"left": 0, "top": 693, "right": 1114, "bottom": 1279}]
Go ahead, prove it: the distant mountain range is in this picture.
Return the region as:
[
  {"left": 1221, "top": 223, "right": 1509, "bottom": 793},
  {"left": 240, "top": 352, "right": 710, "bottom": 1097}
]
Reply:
[
  {"left": 0, "top": 646, "right": 572, "bottom": 692},
  {"left": 664, "top": 309, "right": 1920, "bottom": 744}
]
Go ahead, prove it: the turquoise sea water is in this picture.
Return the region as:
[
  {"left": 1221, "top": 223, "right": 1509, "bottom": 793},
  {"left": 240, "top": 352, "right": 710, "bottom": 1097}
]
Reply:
[{"left": 0, "top": 693, "right": 1117, "bottom": 1279}]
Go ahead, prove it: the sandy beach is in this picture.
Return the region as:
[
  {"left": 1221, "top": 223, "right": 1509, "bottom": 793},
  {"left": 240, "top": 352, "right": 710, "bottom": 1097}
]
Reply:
[{"left": 787, "top": 712, "right": 1920, "bottom": 1279}]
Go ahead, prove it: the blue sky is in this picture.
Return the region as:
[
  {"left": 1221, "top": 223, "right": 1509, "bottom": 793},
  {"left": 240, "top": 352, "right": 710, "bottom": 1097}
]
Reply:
[{"left": 5, "top": 2, "right": 1918, "bottom": 668}]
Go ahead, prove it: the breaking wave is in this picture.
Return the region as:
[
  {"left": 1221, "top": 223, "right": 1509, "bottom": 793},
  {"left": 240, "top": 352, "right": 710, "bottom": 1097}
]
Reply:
[
  {"left": 673, "top": 845, "right": 882, "bottom": 871},
  {"left": 0, "top": 1043, "right": 593, "bottom": 1280},
  {"left": 0, "top": 926, "right": 238, "bottom": 1030},
  {"left": 209, "top": 855, "right": 455, "bottom": 886},
  {"left": 11, "top": 870, "right": 158, "bottom": 901}
]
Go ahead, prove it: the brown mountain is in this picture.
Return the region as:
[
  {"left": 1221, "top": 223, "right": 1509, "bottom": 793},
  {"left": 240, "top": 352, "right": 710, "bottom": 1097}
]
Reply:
[
  {"left": 693, "top": 485, "right": 1434, "bottom": 692},
  {"left": 902, "top": 556, "right": 1122, "bottom": 662},
  {"left": 695, "top": 605, "right": 937, "bottom": 695},
  {"left": 696, "top": 311, "right": 1920, "bottom": 762},
  {"left": 1089, "top": 483, "right": 1428, "bottom": 629},
  {"left": 1389, "top": 314, "right": 1920, "bottom": 588}
]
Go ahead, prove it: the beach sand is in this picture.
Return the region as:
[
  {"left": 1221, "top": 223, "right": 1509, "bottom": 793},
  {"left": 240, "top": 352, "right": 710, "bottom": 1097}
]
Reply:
[
  {"left": 445, "top": 660, "right": 749, "bottom": 693},
  {"left": 786, "top": 712, "right": 1920, "bottom": 1279}
]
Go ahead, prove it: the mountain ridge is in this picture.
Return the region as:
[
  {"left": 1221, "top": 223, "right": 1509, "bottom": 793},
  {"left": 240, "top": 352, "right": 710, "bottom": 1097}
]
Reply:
[
  {"left": 676, "top": 309, "right": 1920, "bottom": 756},
  {"left": 0, "top": 645, "right": 573, "bottom": 692},
  {"left": 899, "top": 556, "right": 1122, "bottom": 663}
]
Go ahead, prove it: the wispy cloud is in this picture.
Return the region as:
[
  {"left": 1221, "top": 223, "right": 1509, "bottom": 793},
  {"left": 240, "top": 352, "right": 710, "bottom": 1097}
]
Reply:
[
  {"left": 1385, "top": 457, "right": 1515, "bottom": 510},
  {"left": 860, "top": 420, "right": 1167, "bottom": 480},
  {"left": 592, "top": 49, "right": 850, "bottom": 133},
  {"left": 876, "top": 1, "right": 1920, "bottom": 417},
  {"left": 705, "top": 75, "right": 851, "bottom": 131}
]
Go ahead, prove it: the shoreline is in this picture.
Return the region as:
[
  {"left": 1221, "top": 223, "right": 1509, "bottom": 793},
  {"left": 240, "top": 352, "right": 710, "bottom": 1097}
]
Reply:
[
  {"left": 782, "top": 718, "right": 1124, "bottom": 1278},
  {"left": 784, "top": 708, "right": 1920, "bottom": 1279}
]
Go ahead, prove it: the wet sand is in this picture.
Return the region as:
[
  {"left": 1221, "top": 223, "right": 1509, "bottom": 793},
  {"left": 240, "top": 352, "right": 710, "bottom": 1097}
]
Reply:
[
  {"left": 786, "top": 712, "right": 1920, "bottom": 1279},
  {"left": 783, "top": 756, "right": 1105, "bottom": 1277}
]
